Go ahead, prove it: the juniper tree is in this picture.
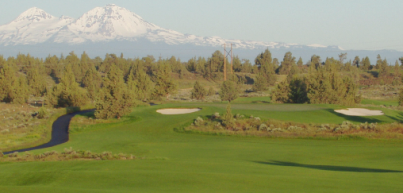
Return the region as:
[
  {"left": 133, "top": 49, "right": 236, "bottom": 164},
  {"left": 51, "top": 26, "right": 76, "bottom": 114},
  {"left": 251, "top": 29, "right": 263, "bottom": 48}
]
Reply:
[
  {"left": 207, "top": 87, "right": 215, "bottom": 96},
  {"left": 27, "top": 66, "right": 46, "bottom": 97},
  {"left": 271, "top": 80, "right": 290, "bottom": 103},
  {"left": 222, "top": 102, "right": 234, "bottom": 128},
  {"left": 12, "top": 76, "right": 29, "bottom": 104},
  {"left": 95, "top": 65, "right": 134, "bottom": 119},
  {"left": 152, "top": 62, "right": 177, "bottom": 100},
  {"left": 219, "top": 80, "right": 238, "bottom": 102},
  {"left": 82, "top": 63, "right": 101, "bottom": 101},
  {"left": 252, "top": 73, "right": 267, "bottom": 92},
  {"left": 297, "top": 57, "right": 303, "bottom": 67},
  {"left": 190, "top": 81, "right": 206, "bottom": 100},
  {"left": 49, "top": 64, "right": 88, "bottom": 107},
  {"left": 278, "top": 52, "right": 296, "bottom": 75}
]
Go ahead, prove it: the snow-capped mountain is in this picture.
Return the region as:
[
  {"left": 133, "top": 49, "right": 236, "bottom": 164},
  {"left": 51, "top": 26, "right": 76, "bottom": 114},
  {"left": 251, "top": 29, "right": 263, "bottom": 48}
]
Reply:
[
  {"left": 0, "top": 4, "right": 325, "bottom": 49},
  {"left": 0, "top": 7, "right": 74, "bottom": 45},
  {"left": 0, "top": 4, "right": 401, "bottom": 63}
]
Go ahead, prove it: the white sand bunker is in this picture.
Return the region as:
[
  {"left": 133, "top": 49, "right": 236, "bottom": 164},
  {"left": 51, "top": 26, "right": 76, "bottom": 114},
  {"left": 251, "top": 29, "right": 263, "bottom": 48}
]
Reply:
[
  {"left": 157, "top": 108, "right": 201, "bottom": 115},
  {"left": 334, "top": 108, "right": 384, "bottom": 116}
]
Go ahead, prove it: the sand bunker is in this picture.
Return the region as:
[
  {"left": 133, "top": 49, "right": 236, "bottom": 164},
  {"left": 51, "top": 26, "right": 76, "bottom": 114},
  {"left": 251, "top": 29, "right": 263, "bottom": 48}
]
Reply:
[
  {"left": 334, "top": 108, "right": 384, "bottom": 116},
  {"left": 157, "top": 108, "right": 201, "bottom": 115}
]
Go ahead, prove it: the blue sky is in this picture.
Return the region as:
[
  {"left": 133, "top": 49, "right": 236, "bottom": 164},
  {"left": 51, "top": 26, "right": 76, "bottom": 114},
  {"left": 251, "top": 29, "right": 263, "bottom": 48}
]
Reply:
[{"left": 0, "top": 0, "right": 402, "bottom": 51}]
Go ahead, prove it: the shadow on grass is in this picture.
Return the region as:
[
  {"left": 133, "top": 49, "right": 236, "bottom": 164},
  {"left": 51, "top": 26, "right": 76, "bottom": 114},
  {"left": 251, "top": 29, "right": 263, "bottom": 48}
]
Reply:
[
  {"left": 254, "top": 160, "right": 403, "bottom": 173},
  {"left": 325, "top": 109, "right": 386, "bottom": 123}
]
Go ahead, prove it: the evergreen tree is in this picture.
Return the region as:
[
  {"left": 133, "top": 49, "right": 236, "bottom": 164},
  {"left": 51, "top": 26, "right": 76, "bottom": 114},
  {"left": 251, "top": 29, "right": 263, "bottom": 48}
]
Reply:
[
  {"left": 278, "top": 52, "right": 296, "bottom": 75},
  {"left": 49, "top": 65, "right": 88, "bottom": 107},
  {"left": 190, "top": 81, "right": 206, "bottom": 100},
  {"left": 271, "top": 80, "right": 290, "bottom": 103},
  {"left": 252, "top": 73, "right": 268, "bottom": 92},
  {"left": 207, "top": 87, "right": 215, "bottom": 96},
  {"left": 399, "top": 88, "right": 403, "bottom": 106},
  {"left": 360, "top": 56, "right": 371, "bottom": 70},
  {"left": 152, "top": 62, "right": 177, "bottom": 99},
  {"left": 222, "top": 103, "right": 234, "bottom": 128},
  {"left": 394, "top": 61, "right": 400, "bottom": 77},
  {"left": 12, "top": 76, "right": 29, "bottom": 104},
  {"left": 82, "top": 63, "right": 101, "bottom": 101},
  {"left": 297, "top": 57, "right": 303, "bottom": 67},
  {"left": 288, "top": 77, "right": 308, "bottom": 103},
  {"left": 27, "top": 66, "right": 46, "bottom": 97},
  {"left": 219, "top": 80, "right": 238, "bottom": 102},
  {"left": 95, "top": 65, "right": 134, "bottom": 119}
]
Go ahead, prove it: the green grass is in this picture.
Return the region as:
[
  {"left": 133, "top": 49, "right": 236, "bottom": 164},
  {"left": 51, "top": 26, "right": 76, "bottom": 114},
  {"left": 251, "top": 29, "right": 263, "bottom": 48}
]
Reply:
[
  {"left": 361, "top": 98, "right": 399, "bottom": 107},
  {"left": 1, "top": 103, "right": 403, "bottom": 192},
  {"left": 233, "top": 96, "right": 271, "bottom": 103}
]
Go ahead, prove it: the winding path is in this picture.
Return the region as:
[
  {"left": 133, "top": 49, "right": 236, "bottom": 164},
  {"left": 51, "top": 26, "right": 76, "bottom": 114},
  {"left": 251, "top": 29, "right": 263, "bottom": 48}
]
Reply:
[{"left": 4, "top": 109, "right": 95, "bottom": 155}]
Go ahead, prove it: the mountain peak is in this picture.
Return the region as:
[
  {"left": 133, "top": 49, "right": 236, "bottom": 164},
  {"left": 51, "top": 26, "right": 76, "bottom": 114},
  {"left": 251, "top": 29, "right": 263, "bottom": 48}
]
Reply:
[{"left": 15, "top": 7, "right": 54, "bottom": 22}]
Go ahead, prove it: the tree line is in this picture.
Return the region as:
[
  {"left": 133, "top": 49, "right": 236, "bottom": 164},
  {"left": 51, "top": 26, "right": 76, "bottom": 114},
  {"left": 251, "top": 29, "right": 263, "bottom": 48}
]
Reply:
[{"left": 0, "top": 50, "right": 402, "bottom": 119}]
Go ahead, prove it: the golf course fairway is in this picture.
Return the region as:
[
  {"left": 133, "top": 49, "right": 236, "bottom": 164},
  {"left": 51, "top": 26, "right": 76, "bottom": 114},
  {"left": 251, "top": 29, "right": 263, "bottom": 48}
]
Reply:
[{"left": 1, "top": 104, "right": 402, "bottom": 193}]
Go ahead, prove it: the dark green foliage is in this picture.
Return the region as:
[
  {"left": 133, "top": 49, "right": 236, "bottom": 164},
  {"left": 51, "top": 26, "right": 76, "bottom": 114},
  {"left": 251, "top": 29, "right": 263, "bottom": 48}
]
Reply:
[
  {"left": 288, "top": 78, "right": 309, "bottom": 103},
  {"left": 190, "top": 81, "right": 206, "bottom": 100},
  {"left": 219, "top": 80, "right": 238, "bottom": 102},
  {"left": 95, "top": 65, "right": 135, "bottom": 119}
]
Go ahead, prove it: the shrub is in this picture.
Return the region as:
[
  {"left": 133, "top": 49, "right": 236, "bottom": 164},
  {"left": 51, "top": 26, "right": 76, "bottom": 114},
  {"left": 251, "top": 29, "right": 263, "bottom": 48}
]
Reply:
[
  {"left": 212, "top": 112, "right": 220, "bottom": 119},
  {"left": 37, "top": 107, "right": 48, "bottom": 119},
  {"left": 258, "top": 124, "right": 268, "bottom": 131},
  {"left": 194, "top": 117, "right": 204, "bottom": 126},
  {"left": 0, "top": 151, "right": 3, "bottom": 157}
]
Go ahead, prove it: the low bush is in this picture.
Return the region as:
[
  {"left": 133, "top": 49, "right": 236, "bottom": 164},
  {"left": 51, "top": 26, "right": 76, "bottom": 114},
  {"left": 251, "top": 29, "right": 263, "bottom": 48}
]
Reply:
[
  {"left": 0, "top": 147, "right": 138, "bottom": 162},
  {"left": 183, "top": 113, "right": 403, "bottom": 140}
]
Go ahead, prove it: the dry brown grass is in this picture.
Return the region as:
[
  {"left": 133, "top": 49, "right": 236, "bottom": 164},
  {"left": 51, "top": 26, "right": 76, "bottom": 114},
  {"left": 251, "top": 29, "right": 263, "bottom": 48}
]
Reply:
[{"left": 0, "top": 103, "right": 58, "bottom": 151}]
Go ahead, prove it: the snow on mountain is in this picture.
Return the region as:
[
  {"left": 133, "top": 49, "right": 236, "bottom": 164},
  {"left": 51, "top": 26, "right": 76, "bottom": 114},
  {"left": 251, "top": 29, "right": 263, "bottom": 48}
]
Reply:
[
  {"left": 0, "top": 7, "right": 74, "bottom": 45},
  {"left": 0, "top": 4, "right": 335, "bottom": 50}
]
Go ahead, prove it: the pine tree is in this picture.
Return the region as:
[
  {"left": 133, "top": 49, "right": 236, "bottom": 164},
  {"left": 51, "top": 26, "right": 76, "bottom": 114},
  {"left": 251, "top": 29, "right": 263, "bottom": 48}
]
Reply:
[
  {"left": 252, "top": 73, "right": 268, "bottom": 92},
  {"left": 95, "top": 65, "right": 134, "bottom": 119},
  {"left": 190, "top": 81, "right": 206, "bottom": 100},
  {"left": 219, "top": 80, "right": 238, "bottom": 102}
]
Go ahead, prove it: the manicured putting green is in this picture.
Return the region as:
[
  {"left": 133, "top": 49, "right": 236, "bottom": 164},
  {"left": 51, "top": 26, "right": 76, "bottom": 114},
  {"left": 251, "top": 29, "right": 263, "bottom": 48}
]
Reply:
[{"left": 1, "top": 103, "right": 402, "bottom": 193}]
